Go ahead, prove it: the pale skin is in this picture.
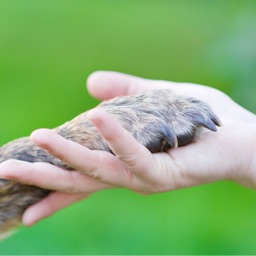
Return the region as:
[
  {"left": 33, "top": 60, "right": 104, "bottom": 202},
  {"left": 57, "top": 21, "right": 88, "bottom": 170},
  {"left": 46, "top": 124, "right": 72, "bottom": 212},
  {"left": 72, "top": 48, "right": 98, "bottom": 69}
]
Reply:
[{"left": 0, "top": 71, "right": 256, "bottom": 227}]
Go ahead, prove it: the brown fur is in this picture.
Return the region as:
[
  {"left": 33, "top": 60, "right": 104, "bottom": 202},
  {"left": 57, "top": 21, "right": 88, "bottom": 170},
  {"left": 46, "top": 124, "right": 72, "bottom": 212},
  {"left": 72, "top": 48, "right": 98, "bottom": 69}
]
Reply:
[{"left": 0, "top": 89, "right": 221, "bottom": 236}]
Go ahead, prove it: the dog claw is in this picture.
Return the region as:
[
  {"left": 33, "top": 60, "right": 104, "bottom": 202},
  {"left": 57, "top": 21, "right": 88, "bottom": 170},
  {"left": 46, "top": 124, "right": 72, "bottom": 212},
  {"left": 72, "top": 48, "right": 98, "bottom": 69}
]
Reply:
[
  {"left": 193, "top": 115, "right": 217, "bottom": 132},
  {"left": 160, "top": 125, "right": 178, "bottom": 149},
  {"left": 210, "top": 113, "right": 222, "bottom": 127}
]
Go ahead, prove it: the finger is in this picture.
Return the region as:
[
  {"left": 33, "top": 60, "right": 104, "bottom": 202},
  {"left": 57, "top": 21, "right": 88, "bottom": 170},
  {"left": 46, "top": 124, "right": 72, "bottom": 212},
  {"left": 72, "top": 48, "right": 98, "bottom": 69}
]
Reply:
[
  {"left": 0, "top": 159, "right": 110, "bottom": 193},
  {"left": 86, "top": 71, "right": 161, "bottom": 100},
  {"left": 31, "top": 128, "right": 111, "bottom": 176},
  {"left": 22, "top": 192, "right": 88, "bottom": 226},
  {"left": 87, "top": 108, "right": 158, "bottom": 181},
  {"left": 30, "top": 129, "right": 133, "bottom": 185},
  {"left": 86, "top": 71, "right": 221, "bottom": 104}
]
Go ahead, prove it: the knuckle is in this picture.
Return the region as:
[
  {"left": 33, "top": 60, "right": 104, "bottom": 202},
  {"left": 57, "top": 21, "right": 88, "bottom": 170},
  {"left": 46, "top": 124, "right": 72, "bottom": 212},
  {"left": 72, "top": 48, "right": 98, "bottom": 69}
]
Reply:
[
  {"left": 118, "top": 153, "right": 138, "bottom": 168},
  {"left": 80, "top": 154, "right": 106, "bottom": 181},
  {"left": 62, "top": 184, "right": 77, "bottom": 194},
  {"left": 62, "top": 172, "right": 79, "bottom": 193},
  {"left": 117, "top": 144, "right": 145, "bottom": 170},
  {"left": 78, "top": 168, "right": 104, "bottom": 181}
]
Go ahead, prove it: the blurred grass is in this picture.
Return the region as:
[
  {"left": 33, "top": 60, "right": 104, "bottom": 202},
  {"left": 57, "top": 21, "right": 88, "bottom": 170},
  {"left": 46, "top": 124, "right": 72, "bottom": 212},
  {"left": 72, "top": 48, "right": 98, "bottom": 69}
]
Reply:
[{"left": 0, "top": 0, "right": 256, "bottom": 254}]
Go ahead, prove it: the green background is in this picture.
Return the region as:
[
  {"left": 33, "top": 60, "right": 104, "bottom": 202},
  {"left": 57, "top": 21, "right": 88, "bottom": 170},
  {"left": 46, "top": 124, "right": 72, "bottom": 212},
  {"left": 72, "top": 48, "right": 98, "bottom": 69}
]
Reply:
[{"left": 0, "top": 0, "right": 256, "bottom": 254}]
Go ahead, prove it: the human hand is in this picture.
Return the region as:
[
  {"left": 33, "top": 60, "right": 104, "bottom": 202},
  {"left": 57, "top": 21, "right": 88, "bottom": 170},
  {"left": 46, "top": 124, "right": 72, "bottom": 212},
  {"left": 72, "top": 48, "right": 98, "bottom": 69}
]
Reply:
[
  {"left": 1, "top": 71, "right": 256, "bottom": 226},
  {"left": 85, "top": 71, "right": 256, "bottom": 190}
]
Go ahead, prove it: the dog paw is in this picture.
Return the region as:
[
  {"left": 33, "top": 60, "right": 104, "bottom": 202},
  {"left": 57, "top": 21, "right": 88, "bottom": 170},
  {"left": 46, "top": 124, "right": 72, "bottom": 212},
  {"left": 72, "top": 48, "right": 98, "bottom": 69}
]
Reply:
[{"left": 100, "top": 89, "right": 222, "bottom": 152}]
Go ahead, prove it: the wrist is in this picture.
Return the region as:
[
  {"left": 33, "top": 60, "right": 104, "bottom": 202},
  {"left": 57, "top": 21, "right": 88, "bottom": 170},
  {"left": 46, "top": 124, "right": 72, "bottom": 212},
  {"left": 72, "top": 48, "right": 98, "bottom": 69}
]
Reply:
[
  {"left": 247, "top": 122, "right": 256, "bottom": 188},
  {"left": 233, "top": 119, "right": 256, "bottom": 189}
]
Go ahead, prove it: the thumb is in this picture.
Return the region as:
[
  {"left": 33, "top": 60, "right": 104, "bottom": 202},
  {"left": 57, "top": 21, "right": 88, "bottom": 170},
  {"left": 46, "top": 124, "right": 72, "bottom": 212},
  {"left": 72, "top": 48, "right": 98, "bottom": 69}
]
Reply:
[
  {"left": 86, "top": 71, "right": 157, "bottom": 100},
  {"left": 87, "top": 108, "right": 158, "bottom": 181}
]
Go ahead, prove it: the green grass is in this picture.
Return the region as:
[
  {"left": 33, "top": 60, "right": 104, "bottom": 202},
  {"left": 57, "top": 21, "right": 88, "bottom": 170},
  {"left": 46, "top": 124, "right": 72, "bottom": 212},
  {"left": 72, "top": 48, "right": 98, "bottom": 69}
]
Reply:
[{"left": 0, "top": 0, "right": 256, "bottom": 254}]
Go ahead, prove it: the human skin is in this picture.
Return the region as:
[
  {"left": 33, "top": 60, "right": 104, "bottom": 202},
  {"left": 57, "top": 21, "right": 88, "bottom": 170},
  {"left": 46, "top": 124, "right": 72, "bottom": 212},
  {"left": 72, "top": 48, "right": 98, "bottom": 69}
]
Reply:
[{"left": 0, "top": 71, "right": 256, "bottom": 226}]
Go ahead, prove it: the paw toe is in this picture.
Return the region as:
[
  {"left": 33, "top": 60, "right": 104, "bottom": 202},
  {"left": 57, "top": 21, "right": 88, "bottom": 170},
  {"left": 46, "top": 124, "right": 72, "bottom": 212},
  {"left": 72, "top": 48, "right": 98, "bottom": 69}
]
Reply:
[
  {"left": 193, "top": 114, "right": 218, "bottom": 132},
  {"left": 210, "top": 112, "right": 222, "bottom": 127},
  {"left": 160, "top": 125, "right": 178, "bottom": 149}
]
